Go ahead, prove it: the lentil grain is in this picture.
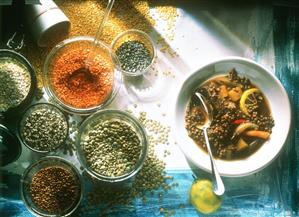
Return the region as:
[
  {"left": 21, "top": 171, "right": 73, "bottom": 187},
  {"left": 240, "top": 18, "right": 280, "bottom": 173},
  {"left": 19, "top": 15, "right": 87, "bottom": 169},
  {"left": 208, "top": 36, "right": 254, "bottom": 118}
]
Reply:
[
  {"left": 82, "top": 120, "right": 142, "bottom": 177},
  {"left": 20, "top": 104, "right": 68, "bottom": 152},
  {"left": 0, "top": 57, "right": 31, "bottom": 112},
  {"left": 30, "top": 166, "right": 80, "bottom": 214}
]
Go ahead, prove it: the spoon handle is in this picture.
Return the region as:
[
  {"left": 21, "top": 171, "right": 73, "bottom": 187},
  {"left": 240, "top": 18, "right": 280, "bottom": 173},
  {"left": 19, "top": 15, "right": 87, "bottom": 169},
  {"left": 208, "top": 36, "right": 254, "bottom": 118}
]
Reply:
[
  {"left": 94, "top": 0, "right": 115, "bottom": 45},
  {"left": 86, "top": 0, "right": 115, "bottom": 66},
  {"left": 203, "top": 128, "right": 225, "bottom": 196}
]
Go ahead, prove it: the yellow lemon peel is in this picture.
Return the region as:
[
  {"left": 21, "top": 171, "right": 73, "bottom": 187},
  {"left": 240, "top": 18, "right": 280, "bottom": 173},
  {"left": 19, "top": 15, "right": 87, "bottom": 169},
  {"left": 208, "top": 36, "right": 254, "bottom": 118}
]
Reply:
[
  {"left": 240, "top": 88, "right": 260, "bottom": 115},
  {"left": 190, "top": 179, "right": 222, "bottom": 214}
]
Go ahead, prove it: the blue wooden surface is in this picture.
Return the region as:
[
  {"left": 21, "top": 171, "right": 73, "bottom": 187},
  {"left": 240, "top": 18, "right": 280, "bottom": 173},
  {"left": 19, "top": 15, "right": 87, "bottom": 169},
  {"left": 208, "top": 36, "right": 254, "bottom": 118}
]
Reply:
[{"left": 1, "top": 4, "right": 299, "bottom": 217}]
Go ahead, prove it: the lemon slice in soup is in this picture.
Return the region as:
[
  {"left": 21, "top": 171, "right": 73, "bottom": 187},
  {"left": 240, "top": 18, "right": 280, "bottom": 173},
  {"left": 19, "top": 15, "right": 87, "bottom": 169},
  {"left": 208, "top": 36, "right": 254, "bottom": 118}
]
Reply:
[{"left": 240, "top": 88, "right": 260, "bottom": 116}]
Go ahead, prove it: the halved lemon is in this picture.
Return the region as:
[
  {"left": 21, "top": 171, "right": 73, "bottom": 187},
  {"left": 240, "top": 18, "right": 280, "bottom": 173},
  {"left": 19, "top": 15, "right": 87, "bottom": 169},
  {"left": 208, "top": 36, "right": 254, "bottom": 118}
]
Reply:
[
  {"left": 189, "top": 179, "right": 222, "bottom": 214},
  {"left": 240, "top": 88, "right": 260, "bottom": 116}
]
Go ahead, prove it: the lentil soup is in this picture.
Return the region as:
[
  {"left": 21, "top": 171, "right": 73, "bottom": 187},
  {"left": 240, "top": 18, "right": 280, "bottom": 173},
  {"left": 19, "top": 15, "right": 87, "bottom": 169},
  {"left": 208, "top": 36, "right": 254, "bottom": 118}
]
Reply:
[{"left": 185, "top": 69, "right": 274, "bottom": 160}]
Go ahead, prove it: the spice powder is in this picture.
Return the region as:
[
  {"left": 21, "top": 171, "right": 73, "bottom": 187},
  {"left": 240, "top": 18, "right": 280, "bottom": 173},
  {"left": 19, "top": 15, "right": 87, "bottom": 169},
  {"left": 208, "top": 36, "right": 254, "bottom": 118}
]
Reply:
[{"left": 50, "top": 44, "right": 114, "bottom": 109}]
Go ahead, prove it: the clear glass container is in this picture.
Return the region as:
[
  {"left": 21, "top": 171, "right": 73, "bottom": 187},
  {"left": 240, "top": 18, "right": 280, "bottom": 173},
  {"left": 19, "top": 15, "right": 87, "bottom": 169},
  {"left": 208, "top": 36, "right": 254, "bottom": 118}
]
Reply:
[
  {"left": 43, "top": 36, "right": 122, "bottom": 115},
  {"left": 0, "top": 49, "right": 37, "bottom": 117},
  {"left": 20, "top": 156, "right": 82, "bottom": 217},
  {"left": 111, "top": 29, "right": 156, "bottom": 76},
  {"left": 76, "top": 109, "right": 148, "bottom": 183},
  {"left": 19, "top": 103, "right": 69, "bottom": 153}
]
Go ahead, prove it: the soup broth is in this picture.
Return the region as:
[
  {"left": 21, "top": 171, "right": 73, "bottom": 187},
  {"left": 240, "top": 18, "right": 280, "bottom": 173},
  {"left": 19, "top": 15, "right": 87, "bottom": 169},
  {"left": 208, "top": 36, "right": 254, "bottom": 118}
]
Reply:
[{"left": 185, "top": 69, "right": 274, "bottom": 160}]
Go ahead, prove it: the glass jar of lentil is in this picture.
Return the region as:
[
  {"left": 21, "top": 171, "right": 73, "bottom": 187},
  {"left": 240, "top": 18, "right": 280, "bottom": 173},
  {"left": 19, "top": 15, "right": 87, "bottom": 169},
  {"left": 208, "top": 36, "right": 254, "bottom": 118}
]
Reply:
[
  {"left": 20, "top": 156, "right": 82, "bottom": 216},
  {"left": 0, "top": 49, "right": 37, "bottom": 117},
  {"left": 76, "top": 109, "right": 148, "bottom": 183},
  {"left": 111, "top": 29, "right": 156, "bottom": 77},
  {"left": 43, "top": 36, "right": 122, "bottom": 115},
  {"left": 19, "top": 103, "right": 69, "bottom": 153}
]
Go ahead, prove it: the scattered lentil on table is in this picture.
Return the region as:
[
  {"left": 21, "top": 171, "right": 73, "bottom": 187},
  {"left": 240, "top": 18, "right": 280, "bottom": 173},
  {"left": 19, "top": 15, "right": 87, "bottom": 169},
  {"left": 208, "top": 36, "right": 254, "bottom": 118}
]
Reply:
[
  {"left": 0, "top": 57, "right": 31, "bottom": 112},
  {"left": 82, "top": 120, "right": 142, "bottom": 177},
  {"left": 20, "top": 105, "right": 68, "bottom": 152},
  {"left": 23, "top": 1, "right": 178, "bottom": 86},
  {"left": 116, "top": 40, "right": 152, "bottom": 73},
  {"left": 81, "top": 112, "right": 176, "bottom": 216},
  {"left": 29, "top": 166, "right": 80, "bottom": 214},
  {"left": 50, "top": 45, "right": 114, "bottom": 108}
]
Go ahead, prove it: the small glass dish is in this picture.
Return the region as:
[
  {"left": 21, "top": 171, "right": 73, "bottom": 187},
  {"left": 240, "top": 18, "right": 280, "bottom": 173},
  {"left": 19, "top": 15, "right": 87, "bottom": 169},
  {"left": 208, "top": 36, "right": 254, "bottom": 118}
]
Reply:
[
  {"left": 0, "top": 49, "right": 37, "bottom": 117},
  {"left": 19, "top": 103, "right": 69, "bottom": 153},
  {"left": 43, "top": 36, "right": 122, "bottom": 115},
  {"left": 111, "top": 29, "right": 156, "bottom": 76},
  {"left": 76, "top": 109, "right": 148, "bottom": 183},
  {"left": 20, "top": 156, "right": 82, "bottom": 217}
]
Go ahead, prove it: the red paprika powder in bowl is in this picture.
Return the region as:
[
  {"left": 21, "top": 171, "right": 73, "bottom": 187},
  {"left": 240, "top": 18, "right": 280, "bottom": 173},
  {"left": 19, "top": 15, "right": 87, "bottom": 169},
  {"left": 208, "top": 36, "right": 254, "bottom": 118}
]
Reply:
[{"left": 43, "top": 36, "right": 122, "bottom": 115}]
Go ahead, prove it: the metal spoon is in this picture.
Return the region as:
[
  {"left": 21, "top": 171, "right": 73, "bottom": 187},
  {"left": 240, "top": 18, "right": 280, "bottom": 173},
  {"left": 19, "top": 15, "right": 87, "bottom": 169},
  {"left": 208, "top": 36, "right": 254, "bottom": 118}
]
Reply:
[
  {"left": 195, "top": 92, "right": 225, "bottom": 196},
  {"left": 72, "top": 0, "right": 115, "bottom": 76}
]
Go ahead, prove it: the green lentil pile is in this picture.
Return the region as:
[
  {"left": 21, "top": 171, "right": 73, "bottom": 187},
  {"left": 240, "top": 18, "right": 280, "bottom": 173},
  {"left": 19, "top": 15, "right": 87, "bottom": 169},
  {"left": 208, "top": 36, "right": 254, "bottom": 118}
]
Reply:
[
  {"left": 30, "top": 166, "right": 80, "bottom": 214},
  {"left": 20, "top": 104, "right": 68, "bottom": 152},
  {"left": 82, "top": 120, "right": 142, "bottom": 177},
  {"left": 0, "top": 57, "right": 31, "bottom": 112},
  {"left": 115, "top": 40, "right": 152, "bottom": 73}
]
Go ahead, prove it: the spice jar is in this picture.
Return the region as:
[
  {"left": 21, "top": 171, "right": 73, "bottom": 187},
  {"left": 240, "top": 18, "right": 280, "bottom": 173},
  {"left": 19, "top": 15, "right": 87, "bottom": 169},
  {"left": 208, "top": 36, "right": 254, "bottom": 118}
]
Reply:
[
  {"left": 20, "top": 156, "right": 82, "bottom": 217},
  {"left": 43, "top": 36, "right": 122, "bottom": 115},
  {"left": 0, "top": 124, "right": 22, "bottom": 167},
  {"left": 19, "top": 103, "right": 69, "bottom": 153},
  {"left": 111, "top": 29, "right": 156, "bottom": 76},
  {"left": 0, "top": 49, "right": 36, "bottom": 117},
  {"left": 76, "top": 109, "right": 148, "bottom": 183}
]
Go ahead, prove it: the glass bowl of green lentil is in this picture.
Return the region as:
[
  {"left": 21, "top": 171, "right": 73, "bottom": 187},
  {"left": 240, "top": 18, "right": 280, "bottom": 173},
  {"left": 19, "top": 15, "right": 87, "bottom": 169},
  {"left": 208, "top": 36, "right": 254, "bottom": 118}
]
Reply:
[
  {"left": 43, "top": 36, "right": 122, "bottom": 115},
  {"left": 76, "top": 109, "right": 148, "bottom": 183},
  {"left": 19, "top": 103, "right": 69, "bottom": 153},
  {"left": 111, "top": 29, "right": 156, "bottom": 76},
  {"left": 0, "top": 49, "right": 37, "bottom": 117},
  {"left": 20, "top": 156, "right": 82, "bottom": 217}
]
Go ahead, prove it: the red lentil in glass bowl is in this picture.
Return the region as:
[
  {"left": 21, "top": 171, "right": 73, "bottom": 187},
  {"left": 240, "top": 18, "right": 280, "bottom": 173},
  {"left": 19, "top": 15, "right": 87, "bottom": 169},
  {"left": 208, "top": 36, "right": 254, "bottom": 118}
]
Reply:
[{"left": 43, "top": 36, "right": 122, "bottom": 115}]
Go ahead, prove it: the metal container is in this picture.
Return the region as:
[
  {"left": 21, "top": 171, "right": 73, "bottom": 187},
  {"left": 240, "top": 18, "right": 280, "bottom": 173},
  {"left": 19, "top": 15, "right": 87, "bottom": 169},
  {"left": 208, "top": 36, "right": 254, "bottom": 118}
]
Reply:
[{"left": 24, "top": 0, "right": 70, "bottom": 47}]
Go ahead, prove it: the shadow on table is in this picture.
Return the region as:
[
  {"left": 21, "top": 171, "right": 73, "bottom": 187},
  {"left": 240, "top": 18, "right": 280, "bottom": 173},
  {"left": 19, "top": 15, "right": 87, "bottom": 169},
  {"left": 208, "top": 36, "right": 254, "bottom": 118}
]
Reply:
[{"left": 150, "top": 0, "right": 274, "bottom": 58}]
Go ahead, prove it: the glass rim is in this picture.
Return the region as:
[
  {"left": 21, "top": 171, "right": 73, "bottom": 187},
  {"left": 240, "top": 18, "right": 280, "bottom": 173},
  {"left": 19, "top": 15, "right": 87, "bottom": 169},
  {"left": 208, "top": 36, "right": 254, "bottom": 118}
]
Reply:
[
  {"left": 43, "top": 36, "right": 122, "bottom": 115},
  {"left": 20, "top": 156, "right": 83, "bottom": 217},
  {"left": 76, "top": 109, "right": 148, "bottom": 183},
  {"left": 111, "top": 29, "right": 156, "bottom": 77},
  {"left": 18, "top": 102, "right": 69, "bottom": 154}
]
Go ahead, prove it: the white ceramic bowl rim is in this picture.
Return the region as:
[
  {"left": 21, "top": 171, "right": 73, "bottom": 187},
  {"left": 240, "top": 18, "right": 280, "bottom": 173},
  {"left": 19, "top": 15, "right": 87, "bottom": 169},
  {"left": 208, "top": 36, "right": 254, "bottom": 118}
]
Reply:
[{"left": 175, "top": 56, "right": 292, "bottom": 177}]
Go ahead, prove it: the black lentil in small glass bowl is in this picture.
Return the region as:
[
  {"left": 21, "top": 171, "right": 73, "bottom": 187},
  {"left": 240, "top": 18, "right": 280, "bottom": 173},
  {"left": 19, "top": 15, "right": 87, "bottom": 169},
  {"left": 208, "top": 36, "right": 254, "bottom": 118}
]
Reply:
[
  {"left": 0, "top": 49, "right": 37, "bottom": 117},
  {"left": 76, "top": 109, "right": 148, "bottom": 183},
  {"left": 19, "top": 103, "right": 69, "bottom": 153},
  {"left": 20, "top": 156, "right": 82, "bottom": 217},
  {"left": 111, "top": 29, "right": 156, "bottom": 76}
]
